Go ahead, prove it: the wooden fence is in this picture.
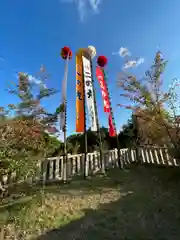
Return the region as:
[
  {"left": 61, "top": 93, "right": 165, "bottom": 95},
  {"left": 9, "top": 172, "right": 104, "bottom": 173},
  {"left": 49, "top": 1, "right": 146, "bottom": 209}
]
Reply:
[{"left": 1, "top": 147, "right": 179, "bottom": 187}]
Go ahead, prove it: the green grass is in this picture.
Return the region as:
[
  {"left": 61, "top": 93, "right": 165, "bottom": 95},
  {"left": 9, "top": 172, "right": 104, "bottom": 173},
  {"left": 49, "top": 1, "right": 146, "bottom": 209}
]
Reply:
[{"left": 1, "top": 165, "right": 180, "bottom": 239}]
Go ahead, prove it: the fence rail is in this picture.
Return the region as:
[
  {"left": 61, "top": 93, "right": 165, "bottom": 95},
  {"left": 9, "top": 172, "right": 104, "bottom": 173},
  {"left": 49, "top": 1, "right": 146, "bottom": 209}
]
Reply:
[{"left": 1, "top": 147, "right": 179, "bottom": 187}]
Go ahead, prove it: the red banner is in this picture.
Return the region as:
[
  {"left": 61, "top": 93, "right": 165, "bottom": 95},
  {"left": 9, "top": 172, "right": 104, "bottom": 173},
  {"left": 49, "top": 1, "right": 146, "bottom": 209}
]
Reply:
[
  {"left": 96, "top": 66, "right": 110, "bottom": 113},
  {"left": 108, "top": 113, "right": 116, "bottom": 137}
]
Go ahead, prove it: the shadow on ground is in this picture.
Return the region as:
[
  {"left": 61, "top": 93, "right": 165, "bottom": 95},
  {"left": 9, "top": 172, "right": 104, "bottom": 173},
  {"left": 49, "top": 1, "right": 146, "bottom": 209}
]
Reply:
[{"left": 35, "top": 165, "right": 180, "bottom": 240}]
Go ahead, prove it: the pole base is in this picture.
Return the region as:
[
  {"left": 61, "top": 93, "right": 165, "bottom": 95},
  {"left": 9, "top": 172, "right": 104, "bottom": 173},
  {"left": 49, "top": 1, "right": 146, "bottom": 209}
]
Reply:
[{"left": 63, "top": 180, "right": 71, "bottom": 184}]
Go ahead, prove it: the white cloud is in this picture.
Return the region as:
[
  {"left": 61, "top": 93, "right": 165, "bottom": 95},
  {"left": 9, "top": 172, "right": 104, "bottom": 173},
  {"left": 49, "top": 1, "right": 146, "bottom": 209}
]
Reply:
[
  {"left": 123, "top": 57, "right": 144, "bottom": 69},
  {"left": 77, "top": 0, "right": 86, "bottom": 21},
  {"left": 123, "top": 60, "right": 136, "bottom": 69},
  {"left": 113, "top": 47, "right": 145, "bottom": 69},
  {"left": 17, "top": 73, "right": 47, "bottom": 89},
  {"left": 60, "top": 0, "right": 102, "bottom": 21},
  {"left": 89, "top": 0, "right": 101, "bottom": 12},
  {"left": 27, "top": 74, "right": 47, "bottom": 89},
  {"left": 136, "top": 57, "right": 144, "bottom": 65},
  {"left": 112, "top": 47, "right": 131, "bottom": 57},
  {"left": 119, "top": 47, "right": 131, "bottom": 57}
]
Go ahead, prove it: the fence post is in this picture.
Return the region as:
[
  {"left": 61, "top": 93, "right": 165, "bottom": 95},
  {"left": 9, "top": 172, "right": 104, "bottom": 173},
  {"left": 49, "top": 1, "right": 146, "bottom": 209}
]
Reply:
[
  {"left": 63, "top": 153, "right": 67, "bottom": 183},
  {"left": 132, "top": 114, "right": 141, "bottom": 163}
]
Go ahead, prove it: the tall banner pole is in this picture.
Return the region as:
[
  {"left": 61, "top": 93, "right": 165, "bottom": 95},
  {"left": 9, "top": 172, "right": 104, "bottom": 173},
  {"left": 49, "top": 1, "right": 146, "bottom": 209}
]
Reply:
[
  {"left": 103, "top": 70, "right": 123, "bottom": 169},
  {"left": 81, "top": 50, "right": 88, "bottom": 179},
  {"left": 59, "top": 46, "right": 72, "bottom": 182},
  {"left": 83, "top": 58, "right": 88, "bottom": 179},
  {"left": 88, "top": 46, "right": 105, "bottom": 174},
  {"left": 63, "top": 58, "right": 68, "bottom": 182},
  {"left": 96, "top": 56, "right": 123, "bottom": 169},
  {"left": 82, "top": 47, "right": 105, "bottom": 177},
  {"left": 75, "top": 49, "right": 87, "bottom": 178}
]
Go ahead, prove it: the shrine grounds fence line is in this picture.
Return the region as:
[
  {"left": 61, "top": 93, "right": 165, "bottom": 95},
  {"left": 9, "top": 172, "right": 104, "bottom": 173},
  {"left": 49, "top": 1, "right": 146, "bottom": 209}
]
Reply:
[{"left": 2, "top": 147, "right": 179, "bottom": 187}]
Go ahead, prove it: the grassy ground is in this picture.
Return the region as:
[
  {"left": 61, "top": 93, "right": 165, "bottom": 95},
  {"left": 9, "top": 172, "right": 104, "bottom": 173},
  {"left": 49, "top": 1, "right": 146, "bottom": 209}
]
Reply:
[{"left": 1, "top": 164, "right": 180, "bottom": 239}]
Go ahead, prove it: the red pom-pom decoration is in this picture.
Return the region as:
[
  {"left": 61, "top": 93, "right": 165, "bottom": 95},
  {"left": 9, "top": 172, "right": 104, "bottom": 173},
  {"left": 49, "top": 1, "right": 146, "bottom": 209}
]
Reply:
[
  {"left": 97, "top": 56, "right": 107, "bottom": 67},
  {"left": 61, "top": 46, "right": 72, "bottom": 60}
]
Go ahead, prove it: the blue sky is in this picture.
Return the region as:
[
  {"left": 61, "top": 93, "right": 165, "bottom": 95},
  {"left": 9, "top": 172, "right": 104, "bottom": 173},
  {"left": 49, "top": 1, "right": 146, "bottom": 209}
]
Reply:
[{"left": 1, "top": 0, "right": 180, "bottom": 137}]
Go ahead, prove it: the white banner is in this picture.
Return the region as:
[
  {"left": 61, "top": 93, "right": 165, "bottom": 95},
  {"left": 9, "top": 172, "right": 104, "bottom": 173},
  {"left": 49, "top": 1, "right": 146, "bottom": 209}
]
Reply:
[
  {"left": 82, "top": 55, "right": 97, "bottom": 131},
  {"left": 60, "top": 58, "right": 69, "bottom": 131}
]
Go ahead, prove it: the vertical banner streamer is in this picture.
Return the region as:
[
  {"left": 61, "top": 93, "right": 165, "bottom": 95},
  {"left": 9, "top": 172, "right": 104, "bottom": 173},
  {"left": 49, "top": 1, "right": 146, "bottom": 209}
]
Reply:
[
  {"left": 96, "top": 66, "right": 116, "bottom": 136},
  {"left": 60, "top": 58, "right": 69, "bottom": 131},
  {"left": 76, "top": 53, "right": 85, "bottom": 132},
  {"left": 108, "top": 113, "right": 116, "bottom": 137},
  {"left": 96, "top": 66, "right": 110, "bottom": 113},
  {"left": 82, "top": 55, "right": 97, "bottom": 131}
]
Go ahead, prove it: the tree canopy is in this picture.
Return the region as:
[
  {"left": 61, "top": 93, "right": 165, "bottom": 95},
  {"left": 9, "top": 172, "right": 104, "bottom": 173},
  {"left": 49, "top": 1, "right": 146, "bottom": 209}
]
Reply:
[{"left": 118, "top": 51, "right": 180, "bottom": 148}]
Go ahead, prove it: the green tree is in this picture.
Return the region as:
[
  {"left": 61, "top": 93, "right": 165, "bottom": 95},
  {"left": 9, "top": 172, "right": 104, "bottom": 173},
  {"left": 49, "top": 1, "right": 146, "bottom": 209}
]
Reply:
[
  {"left": 118, "top": 51, "right": 173, "bottom": 146},
  {"left": 118, "top": 118, "right": 136, "bottom": 148},
  {"left": 43, "top": 133, "right": 63, "bottom": 157},
  {"left": 0, "top": 69, "right": 59, "bottom": 196}
]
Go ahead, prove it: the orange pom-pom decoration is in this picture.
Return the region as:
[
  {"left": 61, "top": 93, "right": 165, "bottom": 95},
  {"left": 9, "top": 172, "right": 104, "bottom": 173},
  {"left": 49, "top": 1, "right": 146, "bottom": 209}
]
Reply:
[
  {"left": 97, "top": 56, "right": 107, "bottom": 67},
  {"left": 61, "top": 46, "right": 72, "bottom": 60}
]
